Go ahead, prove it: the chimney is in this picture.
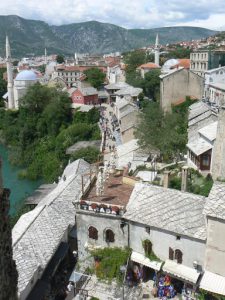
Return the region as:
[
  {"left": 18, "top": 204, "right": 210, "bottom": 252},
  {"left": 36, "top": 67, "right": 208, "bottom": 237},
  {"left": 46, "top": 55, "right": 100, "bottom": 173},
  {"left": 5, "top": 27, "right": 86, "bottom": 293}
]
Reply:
[
  {"left": 163, "top": 170, "right": 170, "bottom": 188},
  {"left": 181, "top": 166, "right": 188, "bottom": 192},
  {"left": 0, "top": 157, "right": 3, "bottom": 189}
]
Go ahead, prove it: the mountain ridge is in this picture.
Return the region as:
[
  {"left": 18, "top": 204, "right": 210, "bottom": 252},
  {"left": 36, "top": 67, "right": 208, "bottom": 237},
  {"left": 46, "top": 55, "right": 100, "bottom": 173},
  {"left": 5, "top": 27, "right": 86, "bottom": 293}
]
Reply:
[{"left": 0, "top": 15, "right": 217, "bottom": 57}]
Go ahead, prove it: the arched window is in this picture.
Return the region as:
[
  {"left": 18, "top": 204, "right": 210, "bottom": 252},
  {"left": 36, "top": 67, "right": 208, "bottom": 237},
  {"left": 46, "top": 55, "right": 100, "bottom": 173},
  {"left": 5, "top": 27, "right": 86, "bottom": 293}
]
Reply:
[
  {"left": 169, "top": 247, "right": 174, "bottom": 260},
  {"left": 88, "top": 226, "right": 98, "bottom": 240},
  {"left": 105, "top": 229, "right": 115, "bottom": 243},
  {"left": 175, "top": 249, "right": 183, "bottom": 264},
  {"left": 143, "top": 240, "right": 152, "bottom": 256}
]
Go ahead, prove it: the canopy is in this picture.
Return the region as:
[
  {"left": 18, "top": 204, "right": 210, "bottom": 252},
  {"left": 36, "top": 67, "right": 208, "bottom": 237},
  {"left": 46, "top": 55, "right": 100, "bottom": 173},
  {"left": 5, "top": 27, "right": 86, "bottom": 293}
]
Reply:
[
  {"left": 131, "top": 251, "right": 162, "bottom": 271},
  {"left": 200, "top": 271, "right": 225, "bottom": 296},
  {"left": 162, "top": 260, "right": 200, "bottom": 284}
]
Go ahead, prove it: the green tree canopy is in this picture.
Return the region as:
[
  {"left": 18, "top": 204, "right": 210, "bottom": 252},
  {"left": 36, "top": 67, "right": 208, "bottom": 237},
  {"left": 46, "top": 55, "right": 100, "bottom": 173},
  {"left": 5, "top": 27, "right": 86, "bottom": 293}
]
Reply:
[
  {"left": 56, "top": 54, "right": 65, "bottom": 64},
  {"left": 135, "top": 100, "right": 192, "bottom": 161},
  {"left": 83, "top": 68, "right": 106, "bottom": 89}
]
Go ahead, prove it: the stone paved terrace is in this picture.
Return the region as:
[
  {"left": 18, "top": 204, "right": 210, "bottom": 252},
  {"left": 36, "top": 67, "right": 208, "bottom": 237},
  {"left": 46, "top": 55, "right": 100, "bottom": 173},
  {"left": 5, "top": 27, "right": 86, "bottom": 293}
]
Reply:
[{"left": 82, "top": 174, "right": 134, "bottom": 207}]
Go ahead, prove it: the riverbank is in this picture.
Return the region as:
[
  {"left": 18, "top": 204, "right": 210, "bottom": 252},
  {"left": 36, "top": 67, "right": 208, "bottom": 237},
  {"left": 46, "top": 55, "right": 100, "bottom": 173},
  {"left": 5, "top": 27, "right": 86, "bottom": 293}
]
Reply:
[{"left": 0, "top": 143, "right": 41, "bottom": 215}]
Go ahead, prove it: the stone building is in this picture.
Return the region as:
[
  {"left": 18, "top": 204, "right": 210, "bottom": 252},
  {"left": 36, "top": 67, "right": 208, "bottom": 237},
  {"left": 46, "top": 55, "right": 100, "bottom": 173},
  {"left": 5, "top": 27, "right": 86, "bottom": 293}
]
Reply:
[
  {"left": 0, "top": 159, "right": 18, "bottom": 300},
  {"left": 200, "top": 182, "right": 225, "bottom": 295},
  {"left": 160, "top": 68, "right": 204, "bottom": 113},
  {"left": 190, "top": 50, "right": 225, "bottom": 77},
  {"left": 211, "top": 106, "right": 225, "bottom": 180},
  {"left": 12, "top": 159, "right": 91, "bottom": 300},
  {"left": 75, "top": 172, "right": 134, "bottom": 260}
]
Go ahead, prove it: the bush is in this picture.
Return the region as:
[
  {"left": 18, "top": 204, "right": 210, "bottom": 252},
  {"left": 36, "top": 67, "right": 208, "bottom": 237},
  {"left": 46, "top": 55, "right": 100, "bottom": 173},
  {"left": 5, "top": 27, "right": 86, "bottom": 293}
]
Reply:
[{"left": 91, "top": 247, "right": 131, "bottom": 283}]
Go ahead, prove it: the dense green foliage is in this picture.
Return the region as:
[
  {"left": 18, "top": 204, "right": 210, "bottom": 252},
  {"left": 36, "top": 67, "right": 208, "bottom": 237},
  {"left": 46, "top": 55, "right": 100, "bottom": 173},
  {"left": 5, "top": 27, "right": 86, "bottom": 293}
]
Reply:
[
  {"left": 165, "top": 46, "right": 191, "bottom": 59},
  {"left": 135, "top": 98, "right": 195, "bottom": 160},
  {"left": 169, "top": 168, "right": 213, "bottom": 197},
  {"left": 124, "top": 50, "right": 160, "bottom": 100},
  {"left": 71, "top": 147, "right": 100, "bottom": 164},
  {"left": 56, "top": 54, "right": 65, "bottom": 64},
  {"left": 0, "top": 83, "right": 100, "bottom": 182},
  {"left": 91, "top": 247, "right": 131, "bottom": 283},
  {"left": 83, "top": 67, "right": 106, "bottom": 89}
]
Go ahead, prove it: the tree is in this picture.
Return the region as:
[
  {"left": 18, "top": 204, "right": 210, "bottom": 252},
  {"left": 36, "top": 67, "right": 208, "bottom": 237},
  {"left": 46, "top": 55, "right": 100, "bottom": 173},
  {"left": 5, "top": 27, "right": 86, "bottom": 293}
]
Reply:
[
  {"left": 142, "top": 69, "right": 161, "bottom": 101},
  {"left": 71, "top": 146, "right": 100, "bottom": 163},
  {"left": 83, "top": 68, "right": 106, "bottom": 89},
  {"left": 38, "top": 64, "right": 46, "bottom": 74},
  {"left": 56, "top": 54, "right": 65, "bottom": 64},
  {"left": 135, "top": 101, "right": 190, "bottom": 161}
]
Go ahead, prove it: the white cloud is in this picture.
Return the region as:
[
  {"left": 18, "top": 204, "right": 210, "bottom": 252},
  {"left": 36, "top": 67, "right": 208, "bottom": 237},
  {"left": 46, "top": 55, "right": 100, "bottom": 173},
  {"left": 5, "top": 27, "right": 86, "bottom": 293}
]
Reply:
[{"left": 0, "top": 0, "right": 224, "bottom": 29}]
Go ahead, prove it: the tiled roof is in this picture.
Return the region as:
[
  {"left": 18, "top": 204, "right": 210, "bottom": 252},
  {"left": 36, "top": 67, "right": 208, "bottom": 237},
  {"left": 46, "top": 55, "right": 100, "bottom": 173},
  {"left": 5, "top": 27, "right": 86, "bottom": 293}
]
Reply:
[
  {"left": 199, "top": 121, "right": 218, "bottom": 142},
  {"left": 124, "top": 183, "right": 206, "bottom": 240},
  {"left": 187, "top": 138, "right": 212, "bottom": 156},
  {"left": 12, "top": 159, "right": 90, "bottom": 297},
  {"left": 137, "top": 62, "right": 160, "bottom": 69},
  {"left": 203, "top": 181, "right": 225, "bottom": 220}
]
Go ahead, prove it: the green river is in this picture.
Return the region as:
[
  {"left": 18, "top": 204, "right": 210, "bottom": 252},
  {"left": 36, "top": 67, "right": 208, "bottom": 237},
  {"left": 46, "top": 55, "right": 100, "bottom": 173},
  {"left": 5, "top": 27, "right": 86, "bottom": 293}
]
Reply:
[{"left": 0, "top": 143, "right": 41, "bottom": 215}]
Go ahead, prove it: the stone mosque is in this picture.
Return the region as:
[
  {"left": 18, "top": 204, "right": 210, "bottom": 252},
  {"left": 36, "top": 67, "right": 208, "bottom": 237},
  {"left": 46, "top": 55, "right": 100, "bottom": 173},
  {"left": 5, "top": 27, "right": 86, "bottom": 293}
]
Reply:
[{"left": 6, "top": 36, "right": 38, "bottom": 109}]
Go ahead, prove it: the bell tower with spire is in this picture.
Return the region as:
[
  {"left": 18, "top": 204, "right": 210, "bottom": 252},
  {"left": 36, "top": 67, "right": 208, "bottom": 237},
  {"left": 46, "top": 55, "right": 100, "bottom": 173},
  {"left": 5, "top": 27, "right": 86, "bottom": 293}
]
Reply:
[
  {"left": 6, "top": 36, "right": 15, "bottom": 109},
  {"left": 154, "top": 34, "right": 160, "bottom": 66}
]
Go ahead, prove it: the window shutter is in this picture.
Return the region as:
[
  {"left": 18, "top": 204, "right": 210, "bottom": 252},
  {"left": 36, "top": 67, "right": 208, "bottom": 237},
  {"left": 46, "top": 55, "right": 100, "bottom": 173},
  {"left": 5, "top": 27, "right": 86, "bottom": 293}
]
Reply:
[
  {"left": 106, "top": 229, "right": 115, "bottom": 243},
  {"left": 88, "top": 226, "right": 98, "bottom": 240},
  {"left": 169, "top": 247, "right": 174, "bottom": 260}
]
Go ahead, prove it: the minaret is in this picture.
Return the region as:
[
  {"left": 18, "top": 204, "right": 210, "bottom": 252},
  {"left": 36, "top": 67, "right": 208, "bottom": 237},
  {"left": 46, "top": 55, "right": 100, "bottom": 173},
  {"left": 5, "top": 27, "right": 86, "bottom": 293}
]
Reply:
[
  {"left": 44, "top": 48, "right": 47, "bottom": 65},
  {"left": 154, "top": 34, "right": 160, "bottom": 66},
  {"left": 6, "top": 36, "right": 14, "bottom": 109},
  {"left": 0, "top": 158, "right": 18, "bottom": 299},
  {"left": 74, "top": 52, "right": 78, "bottom": 65}
]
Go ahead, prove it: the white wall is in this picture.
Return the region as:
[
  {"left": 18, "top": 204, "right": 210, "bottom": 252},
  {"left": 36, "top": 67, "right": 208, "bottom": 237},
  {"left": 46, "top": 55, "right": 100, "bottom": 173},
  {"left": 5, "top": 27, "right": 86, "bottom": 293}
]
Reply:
[
  {"left": 129, "top": 222, "right": 206, "bottom": 269},
  {"left": 76, "top": 211, "right": 129, "bottom": 260}
]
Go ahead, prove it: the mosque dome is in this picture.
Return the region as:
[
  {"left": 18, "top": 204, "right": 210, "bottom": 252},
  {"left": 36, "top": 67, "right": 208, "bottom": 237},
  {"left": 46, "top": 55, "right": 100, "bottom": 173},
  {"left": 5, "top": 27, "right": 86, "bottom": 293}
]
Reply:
[
  {"left": 161, "top": 58, "right": 180, "bottom": 73},
  {"left": 163, "top": 59, "right": 179, "bottom": 68},
  {"left": 15, "top": 70, "right": 38, "bottom": 81}
]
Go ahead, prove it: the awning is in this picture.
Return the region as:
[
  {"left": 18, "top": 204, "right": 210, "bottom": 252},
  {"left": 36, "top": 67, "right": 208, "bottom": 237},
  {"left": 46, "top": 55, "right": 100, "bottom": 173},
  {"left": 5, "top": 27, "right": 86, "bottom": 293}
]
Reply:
[
  {"left": 200, "top": 271, "right": 225, "bottom": 296},
  {"left": 162, "top": 260, "right": 200, "bottom": 284},
  {"left": 187, "top": 138, "right": 212, "bottom": 156},
  {"left": 131, "top": 251, "right": 162, "bottom": 271}
]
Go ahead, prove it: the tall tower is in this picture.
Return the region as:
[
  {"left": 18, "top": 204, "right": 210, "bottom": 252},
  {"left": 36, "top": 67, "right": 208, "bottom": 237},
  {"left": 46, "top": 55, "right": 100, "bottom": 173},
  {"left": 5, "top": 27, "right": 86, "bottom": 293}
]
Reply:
[
  {"left": 154, "top": 34, "right": 160, "bottom": 66},
  {"left": 74, "top": 52, "right": 78, "bottom": 65},
  {"left": 0, "top": 158, "right": 18, "bottom": 300},
  {"left": 44, "top": 48, "right": 47, "bottom": 65},
  {"left": 212, "top": 106, "right": 225, "bottom": 180},
  {"left": 6, "top": 36, "right": 14, "bottom": 109}
]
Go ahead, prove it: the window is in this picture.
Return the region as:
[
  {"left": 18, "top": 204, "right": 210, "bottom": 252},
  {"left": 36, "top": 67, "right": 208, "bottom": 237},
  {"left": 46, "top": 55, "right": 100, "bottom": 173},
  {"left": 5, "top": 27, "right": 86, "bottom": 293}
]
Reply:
[
  {"left": 143, "top": 240, "right": 152, "bottom": 256},
  {"left": 105, "top": 229, "right": 115, "bottom": 243},
  {"left": 175, "top": 249, "right": 183, "bottom": 264},
  {"left": 176, "top": 235, "right": 181, "bottom": 240},
  {"left": 169, "top": 247, "right": 174, "bottom": 260},
  {"left": 88, "top": 226, "right": 98, "bottom": 240},
  {"left": 145, "top": 226, "right": 150, "bottom": 234},
  {"left": 202, "top": 154, "right": 210, "bottom": 167}
]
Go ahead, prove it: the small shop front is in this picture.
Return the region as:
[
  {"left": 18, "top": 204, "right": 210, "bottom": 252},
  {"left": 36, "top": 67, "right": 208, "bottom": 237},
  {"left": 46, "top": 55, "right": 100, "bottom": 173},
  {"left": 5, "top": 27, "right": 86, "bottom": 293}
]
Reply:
[
  {"left": 127, "top": 251, "right": 162, "bottom": 290},
  {"left": 160, "top": 260, "right": 201, "bottom": 299}
]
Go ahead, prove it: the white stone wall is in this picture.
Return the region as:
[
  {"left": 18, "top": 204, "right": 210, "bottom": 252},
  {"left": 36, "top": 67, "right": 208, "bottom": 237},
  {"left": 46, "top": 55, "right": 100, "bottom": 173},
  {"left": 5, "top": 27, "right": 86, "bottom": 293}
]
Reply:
[
  {"left": 205, "top": 217, "right": 225, "bottom": 276},
  {"left": 129, "top": 222, "right": 206, "bottom": 269},
  {"left": 76, "top": 211, "right": 129, "bottom": 260}
]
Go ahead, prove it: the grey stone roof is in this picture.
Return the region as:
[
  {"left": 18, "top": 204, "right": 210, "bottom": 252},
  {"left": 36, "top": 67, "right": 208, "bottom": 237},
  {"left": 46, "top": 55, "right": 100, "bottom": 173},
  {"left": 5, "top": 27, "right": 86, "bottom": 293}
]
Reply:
[
  {"left": 187, "top": 138, "right": 212, "bottom": 156},
  {"left": 204, "top": 182, "right": 225, "bottom": 220},
  {"left": 80, "top": 86, "right": 98, "bottom": 96},
  {"left": 124, "top": 183, "right": 206, "bottom": 240},
  {"left": 12, "top": 159, "right": 90, "bottom": 297}
]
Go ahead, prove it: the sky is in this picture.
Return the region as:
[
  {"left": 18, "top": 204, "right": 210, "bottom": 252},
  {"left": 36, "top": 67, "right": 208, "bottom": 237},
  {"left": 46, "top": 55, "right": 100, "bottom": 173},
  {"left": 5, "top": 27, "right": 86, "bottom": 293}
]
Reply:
[{"left": 1, "top": 0, "right": 225, "bottom": 30}]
